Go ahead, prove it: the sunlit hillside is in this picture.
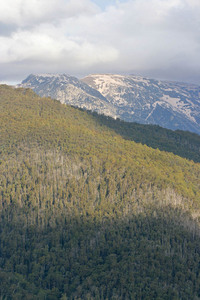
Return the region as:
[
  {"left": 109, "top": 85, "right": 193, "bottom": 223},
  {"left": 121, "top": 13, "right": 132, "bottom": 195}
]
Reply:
[{"left": 0, "top": 85, "right": 200, "bottom": 299}]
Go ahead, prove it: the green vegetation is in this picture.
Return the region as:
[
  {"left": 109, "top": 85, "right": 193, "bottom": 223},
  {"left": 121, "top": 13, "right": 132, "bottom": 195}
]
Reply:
[
  {"left": 87, "top": 111, "right": 200, "bottom": 163},
  {"left": 0, "top": 85, "right": 200, "bottom": 299}
]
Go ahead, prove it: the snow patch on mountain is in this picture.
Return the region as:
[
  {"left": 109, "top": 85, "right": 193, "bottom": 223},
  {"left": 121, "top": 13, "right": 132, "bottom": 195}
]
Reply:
[
  {"left": 18, "top": 73, "right": 200, "bottom": 134},
  {"left": 82, "top": 74, "right": 200, "bottom": 134},
  {"left": 18, "top": 73, "right": 118, "bottom": 119},
  {"left": 161, "top": 95, "right": 196, "bottom": 123}
]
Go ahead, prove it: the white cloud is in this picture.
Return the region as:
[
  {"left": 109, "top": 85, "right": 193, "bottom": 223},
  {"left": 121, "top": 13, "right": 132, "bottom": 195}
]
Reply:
[
  {"left": 0, "top": 0, "right": 99, "bottom": 26},
  {"left": 0, "top": 0, "right": 200, "bottom": 83},
  {"left": 0, "top": 26, "right": 118, "bottom": 69}
]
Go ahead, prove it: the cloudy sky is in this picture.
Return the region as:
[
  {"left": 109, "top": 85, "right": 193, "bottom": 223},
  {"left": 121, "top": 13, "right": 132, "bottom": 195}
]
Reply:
[{"left": 0, "top": 0, "right": 200, "bottom": 84}]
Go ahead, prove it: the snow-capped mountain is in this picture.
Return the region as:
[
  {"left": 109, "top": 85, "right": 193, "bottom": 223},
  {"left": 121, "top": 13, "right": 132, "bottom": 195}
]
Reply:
[
  {"left": 19, "top": 74, "right": 116, "bottom": 117},
  {"left": 19, "top": 73, "right": 200, "bottom": 134},
  {"left": 82, "top": 74, "right": 200, "bottom": 134}
]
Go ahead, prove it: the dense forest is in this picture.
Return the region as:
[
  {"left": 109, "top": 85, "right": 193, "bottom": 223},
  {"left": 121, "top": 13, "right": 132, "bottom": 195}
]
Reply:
[
  {"left": 0, "top": 85, "right": 200, "bottom": 299},
  {"left": 87, "top": 111, "right": 200, "bottom": 163}
]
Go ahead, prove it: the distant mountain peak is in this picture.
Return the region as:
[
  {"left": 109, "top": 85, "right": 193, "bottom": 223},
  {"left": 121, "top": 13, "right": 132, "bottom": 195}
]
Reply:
[
  {"left": 19, "top": 73, "right": 117, "bottom": 118},
  {"left": 82, "top": 74, "right": 200, "bottom": 134},
  {"left": 19, "top": 73, "right": 200, "bottom": 134}
]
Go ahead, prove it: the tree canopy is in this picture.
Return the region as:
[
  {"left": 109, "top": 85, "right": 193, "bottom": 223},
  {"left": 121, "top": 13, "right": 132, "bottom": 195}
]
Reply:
[{"left": 0, "top": 85, "right": 200, "bottom": 299}]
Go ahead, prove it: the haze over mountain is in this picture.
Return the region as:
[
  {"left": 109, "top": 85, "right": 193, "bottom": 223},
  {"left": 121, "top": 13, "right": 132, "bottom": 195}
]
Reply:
[{"left": 19, "top": 73, "right": 200, "bottom": 135}]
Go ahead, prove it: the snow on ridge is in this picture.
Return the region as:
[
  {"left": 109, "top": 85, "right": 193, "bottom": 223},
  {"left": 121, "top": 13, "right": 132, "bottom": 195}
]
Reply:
[
  {"left": 36, "top": 73, "right": 62, "bottom": 77},
  {"left": 34, "top": 73, "right": 72, "bottom": 79},
  {"left": 18, "top": 72, "right": 200, "bottom": 134},
  {"left": 129, "top": 76, "right": 149, "bottom": 84},
  {"left": 145, "top": 101, "right": 163, "bottom": 121},
  {"left": 161, "top": 95, "right": 197, "bottom": 123},
  {"left": 90, "top": 74, "right": 131, "bottom": 90},
  {"left": 161, "top": 95, "right": 180, "bottom": 108},
  {"left": 35, "top": 73, "right": 61, "bottom": 78}
]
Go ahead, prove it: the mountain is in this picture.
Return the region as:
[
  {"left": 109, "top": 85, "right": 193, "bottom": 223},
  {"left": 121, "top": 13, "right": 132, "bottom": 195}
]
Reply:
[
  {"left": 82, "top": 74, "right": 200, "bottom": 134},
  {"left": 1, "top": 85, "right": 200, "bottom": 299},
  {"left": 19, "top": 73, "right": 116, "bottom": 117},
  {"left": 19, "top": 73, "right": 200, "bottom": 135}
]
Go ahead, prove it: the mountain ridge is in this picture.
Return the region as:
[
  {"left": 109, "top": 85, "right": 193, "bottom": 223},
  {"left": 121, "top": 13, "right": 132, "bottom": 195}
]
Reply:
[
  {"left": 19, "top": 73, "right": 117, "bottom": 118},
  {"left": 18, "top": 72, "right": 200, "bottom": 135},
  {"left": 82, "top": 73, "right": 200, "bottom": 134}
]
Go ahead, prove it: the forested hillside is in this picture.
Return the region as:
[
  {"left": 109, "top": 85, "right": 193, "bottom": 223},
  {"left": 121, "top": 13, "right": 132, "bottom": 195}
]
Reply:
[
  {"left": 88, "top": 111, "right": 200, "bottom": 163},
  {"left": 0, "top": 85, "right": 200, "bottom": 299}
]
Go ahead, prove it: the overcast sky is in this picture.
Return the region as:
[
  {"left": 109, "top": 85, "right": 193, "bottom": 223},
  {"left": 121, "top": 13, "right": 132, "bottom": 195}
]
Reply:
[{"left": 0, "top": 0, "right": 200, "bottom": 84}]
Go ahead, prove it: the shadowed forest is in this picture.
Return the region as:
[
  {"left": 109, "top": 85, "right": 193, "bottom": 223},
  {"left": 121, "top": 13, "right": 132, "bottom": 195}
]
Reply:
[{"left": 0, "top": 85, "right": 200, "bottom": 299}]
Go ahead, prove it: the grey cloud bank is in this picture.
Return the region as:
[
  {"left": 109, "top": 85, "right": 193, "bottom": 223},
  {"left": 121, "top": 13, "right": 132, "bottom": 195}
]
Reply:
[{"left": 0, "top": 0, "right": 200, "bottom": 84}]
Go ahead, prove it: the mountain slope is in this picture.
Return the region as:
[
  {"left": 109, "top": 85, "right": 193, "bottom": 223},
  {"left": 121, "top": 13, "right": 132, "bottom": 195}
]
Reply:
[
  {"left": 88, "top": 111, "right": 200, "bottom": 163},
  {"left": 1, "top": 85, "right": 200, "bottom": 299},
  {"left": 82, "top": 74, "right": 200, "bottom": 134},
  {"left": 19, "top": 73, "right": 116, "bottom": 117}
]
